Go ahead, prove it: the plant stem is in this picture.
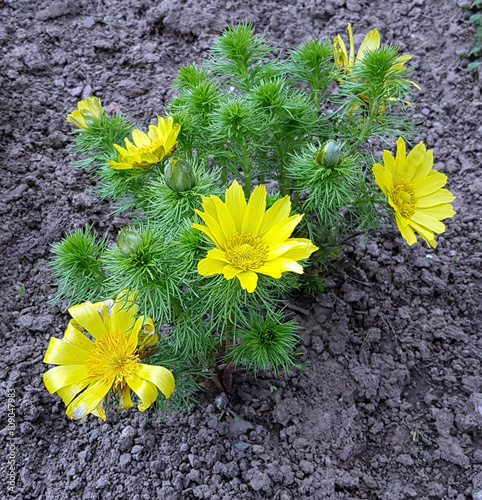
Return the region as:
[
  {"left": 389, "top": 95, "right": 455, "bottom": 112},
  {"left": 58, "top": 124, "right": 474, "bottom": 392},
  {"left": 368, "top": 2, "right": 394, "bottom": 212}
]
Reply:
[
  {"left": 241, "top": 143, "right": 251, "bottom": 197},
  {"left": 276, "top": 139, "right": 288, "bottom": 196},
  {"left": 293, "top": 190, "right": 301, "bottom": 207}
]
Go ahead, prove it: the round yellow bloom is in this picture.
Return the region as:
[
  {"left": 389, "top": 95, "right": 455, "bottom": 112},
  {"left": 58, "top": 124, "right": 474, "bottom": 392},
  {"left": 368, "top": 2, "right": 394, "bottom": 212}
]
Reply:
[
  {"left": 43, "top": 294, "right": 174, "bottom": 421},
  {"left": 66, "top": 96, "right": 105, "bottom": 129},
  {"left": 373, "top": 137, "right": 456, "bottom": 248},
  {"left": 192, "top": 180, "right": 319, "bottom": 293},
  {"left": 108, "top": 116, "right": 180, "bottom": 170}
]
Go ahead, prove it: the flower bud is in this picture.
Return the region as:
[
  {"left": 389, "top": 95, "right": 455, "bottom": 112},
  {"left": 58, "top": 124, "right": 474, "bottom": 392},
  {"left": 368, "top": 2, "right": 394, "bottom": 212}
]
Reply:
[
  {"left": 164, "top": 158, "right": 196, "bottom": 192},
  {"left": 116, "top": 229, "right": 142, "bottom": 257},
  {"left": 313, "top": 141, "right": 341, "bottom": 168}
]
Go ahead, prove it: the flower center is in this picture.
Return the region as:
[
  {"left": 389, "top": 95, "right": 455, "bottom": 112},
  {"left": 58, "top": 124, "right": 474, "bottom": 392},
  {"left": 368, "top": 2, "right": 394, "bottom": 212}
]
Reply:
[
  {"left": 390, "top": 180, "right": 416, "bottom": 217},
  {"left": 225, "top": 232, "right": 269, "bottom": 271},
  {"left": 138, "top": 140, "right": 165, "bottom": 158},
  {"left": 85, "top": 332, "right": 139, "bottom": 387}
]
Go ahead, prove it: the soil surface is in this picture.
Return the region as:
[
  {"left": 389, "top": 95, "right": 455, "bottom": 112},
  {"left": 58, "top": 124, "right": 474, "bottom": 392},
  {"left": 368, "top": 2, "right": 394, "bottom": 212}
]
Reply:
[{"left": 1, "top": 0, "right": 481, "bottom": 499}]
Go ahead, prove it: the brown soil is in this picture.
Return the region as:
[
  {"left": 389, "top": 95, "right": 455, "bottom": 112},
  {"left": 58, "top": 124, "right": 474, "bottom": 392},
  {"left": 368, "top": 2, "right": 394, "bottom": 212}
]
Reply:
[{"left": 1, "top": 0, "right": 481, "bottom": 499}]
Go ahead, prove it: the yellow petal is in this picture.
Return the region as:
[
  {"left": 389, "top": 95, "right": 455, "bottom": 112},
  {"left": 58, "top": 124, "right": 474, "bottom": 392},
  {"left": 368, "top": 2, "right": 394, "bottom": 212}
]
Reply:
[
  {"left": 258, "top": 258, "right": 303, "bottom": 277},
  {"left": 417, "top": 204, "right": 456, "bottom": 221},
  {"left": 395, "top": 213, "right": 417, "bottom": 245},
  {"left": 416, "top": 188, "right": 455, "bottom": 207},
  {"left": 119, "top": 387, "right": 134, "bottom": 410},
  {"left": 356, "top": 28, "right": 380, "bottom": 61},
  {"left": 222, "top": 264, "right": 242, "bottom": 280},
  {"left": 66, "top": 380, "right": 111, "bottom": 420},
  {"left": 236, "top": 270, "right": 258, "bottom": 293},
  {"left": 410, "top": 211, "right": 446, "bottom": 234},
  {"left": 408, "top": 219, "right": 438, "bottom": 246},
  {"left": 241, "top": 184, "right": 266, "bottom": 234},
  {"left": 43, "top": 365, "right": 90, "bottom": 394},
  {"left": 333, "top": 34, "right": 349, "bottom": 67},
  {"left": 125, "top": 375, "right": 158, "bottom": 411},
  {"left": 56, "top": 381, "right": 90, "bottom": 405},
  {"left": 68, "top": 302, "right": 108, "bottom": 339},
  {"left": 91, "top": 406, "right": 106, "bottom": 421},
  {"left": 106, "top": 298, "right": 138, "bottom": 339},
  {"left": 212, "top": 196, "right": 237, "bottom": 240},
  {"left": 394, "top": 137, "right": 407, "bottom": 180},
  {"left": 261, "top": 214, "right": 303, "bottom": 246},
  {"left": 194, "top": 209, "right": 227, "bottom": 248},
  {"left": 201, "top": 195, "right": 219, "bottom": 220},
  {"left": 43, "top": 337, "right": 91, "bottom": 365},
  {"left": 413, "top": 171, "right": 447, "bottom": 197},
  {"left": 136, "top": 363, "right": 175, "bottom": 399},
  {"left": 191, "top": 222, "right": 219, "bottom": 246},
  {"left": 405, "top": 143, "right": 431, "bottom": 181},
  {"left": 198, "top": 257, "right": 227, "bottom": 276},
  {"left": 268, "top": 239, "right": 318, "bottom": 261},
  {"left": 132, "top": 129, "right": 151, "bottom": 148},
  {"left": 347, "top": 23, "right": 355, "bottom": 66},
  {"left": 258, "top": 196, "right": 291, "bottom": 238},
  {"left": 64, "top": 320, "right": 94, "bottom": 351},
  {"left": 206, "top": 248, "right": 230, "bottom": 263},
  {"left": 225, "top": 180, "right": 246, "bottom": 230}
]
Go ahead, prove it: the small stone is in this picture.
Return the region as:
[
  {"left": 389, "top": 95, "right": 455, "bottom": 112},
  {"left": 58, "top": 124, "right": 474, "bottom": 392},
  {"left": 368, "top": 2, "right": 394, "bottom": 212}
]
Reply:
[
  {"left": 232, "top": 441, "right": 250, "bottom": 452},
  {"left": 229, "top": 418, "right": 253, "bottom": 436},
  {"left": 83, "top": 17, "right": 95, "bottom": 29},
  {"left": 252, "top": 445, "right": 265, "bottom": 454},
  {"left": 119, "top": 453, "right": 131, "bottom": 467},
  {"left": 95, "top": 475, "right": 110, "bottom": 489}
]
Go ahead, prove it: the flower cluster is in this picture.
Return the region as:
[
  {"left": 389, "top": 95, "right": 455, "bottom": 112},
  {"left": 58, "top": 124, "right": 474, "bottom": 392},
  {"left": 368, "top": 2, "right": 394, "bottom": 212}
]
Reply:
[{"left": 48, "top": 23, "right": 456, "bottom": 420}]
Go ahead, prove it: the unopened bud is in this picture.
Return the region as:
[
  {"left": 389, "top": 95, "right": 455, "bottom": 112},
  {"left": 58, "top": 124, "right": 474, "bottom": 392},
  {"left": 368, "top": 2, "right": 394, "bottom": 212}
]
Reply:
[
  {"left": 314, "top": 141, "right": 341, "bottom": 168},
  {"left": 116, "top": 229, "right": 142, "bottom": 257},
  {"left": 164, "top": 158, "right": 196, "bottom": 192}
]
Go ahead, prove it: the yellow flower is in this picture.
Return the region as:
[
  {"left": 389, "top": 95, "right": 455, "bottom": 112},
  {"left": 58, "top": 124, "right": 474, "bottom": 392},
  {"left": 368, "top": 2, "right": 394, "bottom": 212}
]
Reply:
[
  {"left": 108, "top": 116, "right": 180, "bottom": 170},
  {"left": 192, "top": 180, "right": 318, "bottom": 293},
  {"left": 333, "top": 24, "right": 420, "bottom": 92},
  {"left": 373, "top": 137, "right": 456, "bottom": 248},
  {"left": 66, "top": 97, "right": 105, "bottom": 129},
  {"left": 43, "top": 294, "right": 174, "bottom": 421},
  {"left": 333, "top": 23, "right": 380, "bottom": 71}
]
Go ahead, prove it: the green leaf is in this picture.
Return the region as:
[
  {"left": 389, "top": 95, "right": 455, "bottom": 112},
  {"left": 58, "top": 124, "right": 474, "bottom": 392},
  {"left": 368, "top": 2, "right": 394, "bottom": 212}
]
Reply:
[{"left": 467, "top": 61, "right": 480, "bottom": 71}]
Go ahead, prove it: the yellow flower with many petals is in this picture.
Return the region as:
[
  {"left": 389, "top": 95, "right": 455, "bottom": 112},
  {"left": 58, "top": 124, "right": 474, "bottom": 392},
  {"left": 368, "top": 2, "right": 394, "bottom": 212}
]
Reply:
[
  {"left": 373, "top": 137, "right": 456, "bottom": 248},
  {"left": 108, "top": 116, "right": 180, "bottom": 170},
  {"left": 66, "top": 96, "right": 105, "bottom": 129},
  {"left": 43, "top": 293, "right": 174, "bottom": 421},
  {"left": 192, "top": 180, "right": 319, "bottom": 293}
]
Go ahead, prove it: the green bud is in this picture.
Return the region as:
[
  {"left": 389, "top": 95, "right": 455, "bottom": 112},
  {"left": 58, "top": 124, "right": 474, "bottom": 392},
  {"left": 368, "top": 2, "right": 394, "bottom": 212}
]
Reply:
[
  {"left": 116, "top": 229, "right": 142, "bottom": 257},
  {"left": 313, "top": 141, "right": 341, "bottom": 168},
  {"left": 164, "top": 158, "right": 196, "bottom": 192}
]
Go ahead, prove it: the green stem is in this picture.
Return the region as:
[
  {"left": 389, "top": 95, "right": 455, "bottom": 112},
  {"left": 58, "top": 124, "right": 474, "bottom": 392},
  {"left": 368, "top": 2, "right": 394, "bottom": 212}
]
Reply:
[
  {"left": 241, "top": 143, "right": 251, "bottom": 197},
  {"left": 221, "top": 163, "right": 228, "bottom": 186},
  {"left": 293, "top": 190, "right": 301, "bottom": 207},
  {"left": 349, "top": 101, "right": 378, "bottom": 154},
  {"left": 171, "top": 297, "right": 183, "bottom": 318},
  {"left": 276, "top": 139, "right": 288, "bottom": 196}
]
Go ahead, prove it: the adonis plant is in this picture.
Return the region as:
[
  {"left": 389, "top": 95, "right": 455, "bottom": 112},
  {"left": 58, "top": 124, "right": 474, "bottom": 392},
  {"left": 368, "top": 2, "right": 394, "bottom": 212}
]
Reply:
[{"left": 45, "top": 23, "right": 455, "bottom": 420}]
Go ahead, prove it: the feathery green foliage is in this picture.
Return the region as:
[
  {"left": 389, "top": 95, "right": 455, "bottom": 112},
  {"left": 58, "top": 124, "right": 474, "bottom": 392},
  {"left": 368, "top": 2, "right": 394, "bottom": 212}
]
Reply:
[{"left": 50, "top": 226, "right": 107, "bottom": 305}]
